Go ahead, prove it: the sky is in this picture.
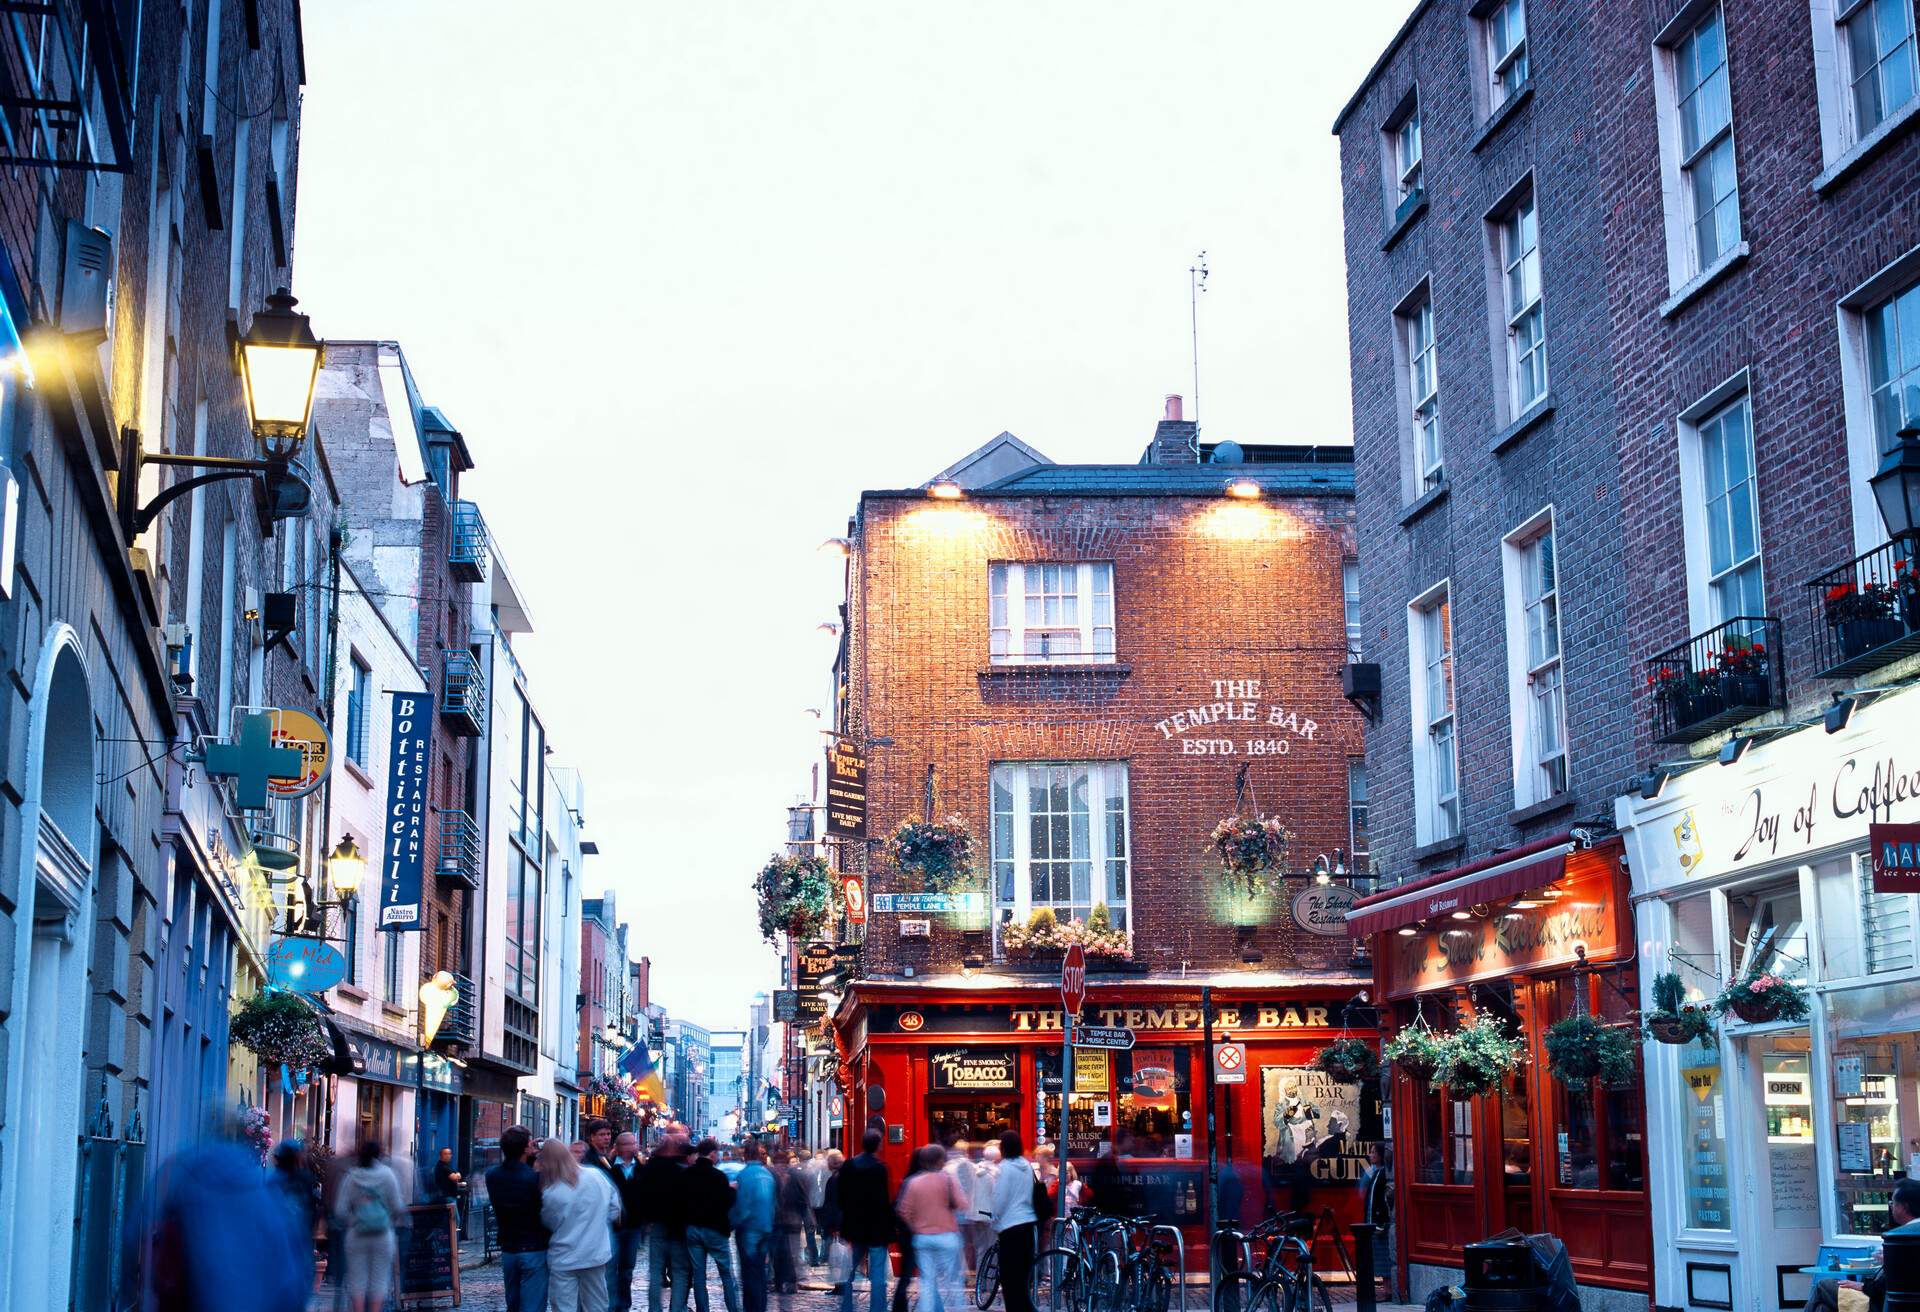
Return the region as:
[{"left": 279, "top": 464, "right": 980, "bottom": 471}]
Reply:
[{"left": 296, "top": 1, "right": 1413, "bottom": 1031}]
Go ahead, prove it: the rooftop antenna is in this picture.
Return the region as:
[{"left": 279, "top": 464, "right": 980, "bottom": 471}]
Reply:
[{"left": 1189, "top": 250, "right": 1209, "bottom": 431}]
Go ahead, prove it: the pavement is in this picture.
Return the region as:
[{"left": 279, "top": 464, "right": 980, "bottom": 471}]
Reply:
[{"left": 311, "top": 1239, "right": 1426, "bottom": 1312}]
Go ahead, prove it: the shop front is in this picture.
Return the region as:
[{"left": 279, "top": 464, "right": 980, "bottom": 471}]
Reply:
[
  {"left": 1348, "top": 834, "right": 1651, "bottom": 1309},
  {"left": 1616, "top": 684, "right": 1920, "bottom": 1312},
  {"left": 336, "top": 1026, "right": 420, "bottom": 1163},
  {"left": 834, "top": 974, "right": 1379, "bottom": 1267}
]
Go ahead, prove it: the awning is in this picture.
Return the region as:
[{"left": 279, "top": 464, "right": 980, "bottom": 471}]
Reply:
[{"left": 1345, "top": 832, "right": 1573, "bottom": 937}]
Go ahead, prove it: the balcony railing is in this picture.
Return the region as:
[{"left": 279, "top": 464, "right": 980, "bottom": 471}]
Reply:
[
  {"left": 1646, "top": 615, "right": 1785, "bottom": 744},
  {"left": 449, "top": 500, "right": 489, "bottom": 583},
  {"left": 436, "top": 809, "right": 481, "bottom": 890},
  {"left": 437, "top": 969, "right": 476, "bottom": 1050},
  {"left": 440, "top": 650, "right": 486, "bottom": 738},
  {"left": 1804, "top": 540, "right": 1920, "bottom": 680}
]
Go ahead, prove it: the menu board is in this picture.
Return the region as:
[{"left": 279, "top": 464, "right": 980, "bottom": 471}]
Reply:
[
  {"left": 1769, "top": 1145, "right": 1821, "bottom": 1229},
  {"left": 399, "top": 1203, "right": 459, "bottom": 1304}
]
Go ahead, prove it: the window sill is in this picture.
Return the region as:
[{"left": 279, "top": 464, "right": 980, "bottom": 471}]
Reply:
[
  {"left": 1814, "top": 97, "right": 1920, "bottom": 195},
  {"left": 381, "top": 1003, "right": 410, "bottom": 1021},
  {"left": 1658, "top": 243, "right": 1749, "bottom": 319},
  {"left": 1472, "top": 81, "right": 1534, "bottom": 154},
  {"left": 1488, "top": 393, "right": 1556, "bottom": 455},
  {"left": 343, "top": 757, "right": 374, "bottom": 789},
  {"left": 1381, "top": 194, "right": 1428, "bottom": 253},
  {"left": 1412, "top": 835, "right": 1466, "bottom": 863},
  {"left": 977, "top": 662, "right": 1132, "bottom": 679},
  {"left": 335, "top": 984, "right": 370, "bottom": 1003},
  {"left": 1507, "top": 793, "right": 1575, "bottom": 828},
  {"left": 1399, "top": 481, "right": 1451, "bottom": 528}
]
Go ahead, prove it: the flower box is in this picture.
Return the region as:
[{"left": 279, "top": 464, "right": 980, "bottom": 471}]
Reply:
[{"left": 1836, "top": 617, "right": 1906, "bottom": 661}]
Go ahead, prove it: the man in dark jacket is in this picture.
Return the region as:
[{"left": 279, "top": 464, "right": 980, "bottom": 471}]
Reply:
[
  {"left": 644, "top": 1133, "right": 696, "bottom": 1312},
  {"left": 686, "top": 1139, "right": 742, "bottom": 1312},
  {"left": 484, "top": 1126, "right": 550, "bottom": 1312},
  {"left": 609, "top": 1131, "right": 650, "bottom": 1312},
  {"left": 837, "top": 1131, "right": 893, "bottom": 1312}
]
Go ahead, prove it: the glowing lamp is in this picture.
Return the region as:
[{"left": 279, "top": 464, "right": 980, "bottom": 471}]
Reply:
[
  {"left": 419, "top": 970, "right": 460, "bottom": 1046},
  {"left": 927, "top": 480, "right": 963, "bottom": 499},
  {"left": 326, "top": 834, "right": 366, "bottom": 898},
  {"left": 1224, "top": 478, "right": 1262, "bottom": 500},
  {"left": 238, "top": 289, "right": 324, "bottom": 457}
]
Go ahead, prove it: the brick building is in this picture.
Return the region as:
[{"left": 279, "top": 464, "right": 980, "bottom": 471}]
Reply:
[
  {"left": 0, "top": 1, "right": 313, "bottom": 1305},
  {"left": 1333, "top": 3, "right": 1646, "bottom": 1303},
  {"left": 823, "top": 402, "right": 1371, "bottom": 1254}
]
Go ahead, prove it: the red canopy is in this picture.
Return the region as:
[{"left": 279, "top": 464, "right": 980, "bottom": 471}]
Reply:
[{"left": 1345, "top": 831, "right": 1573, "bottom": 937}]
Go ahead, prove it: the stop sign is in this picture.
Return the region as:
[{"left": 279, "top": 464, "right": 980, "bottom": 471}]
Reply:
[{"left": 1061, "top": 943, "right": 1087, "bottom": 1017}]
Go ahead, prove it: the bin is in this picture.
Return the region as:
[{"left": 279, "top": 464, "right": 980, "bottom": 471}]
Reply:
[
  {"left": 1463, "top": 1240, "right": 1541, "bottom": 1312},
  {"left": 1885, "top": 1229, "right": 1920, "bottom": 1312}
]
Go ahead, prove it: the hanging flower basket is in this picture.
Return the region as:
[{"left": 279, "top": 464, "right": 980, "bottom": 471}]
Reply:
[
  {"left": 1311, "top": 1037, "right": 1379, "bottom": 1085},
  {"left": 1544, "top": 1013, "right": 1638, "bottom": 1087},
  {"left": 1002, "top": 904, "right": 1132, "bottom": 960},
  {"left": 239, "top": 1104, "right": 273, "bottom": 1165},
  {"left": 1640, "top": 970, "right": 1715, "bottom": 1045},
  {"left": 887, "top": 815, "right": 977, "bottom": 894},
  {"left": 1383, "top": 1023, "right": 1445, "bottom": 1080},
  {"left": 1433, "top": 1016, "right": 1526, "bottom": 1097},
  {"left": 583, "top": 1073, "right": 636, "bottom": 1104},
  {"left": 753, "top": 853, "right": 835, "bottom": 944},
  {"left": 229, "top": 990, "right": 335, "bottom": 1070},
  {"left": 1209, "top": 814, "right": 1293, "bottom": 897},
  {"left": 1715, "top": 972, "right": 1810, "bottom": 1025}
]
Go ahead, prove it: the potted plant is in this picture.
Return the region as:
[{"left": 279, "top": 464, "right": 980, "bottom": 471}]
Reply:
[
  {"left": 1544, "top": 1013, "right": 1638, "bottom": 1087},
  {"left": 1383, "top": 1022, "right": 1446, "bottom": 1080},
  {"left": 229, "top": 990, "right": 335, "bottom": 1070},
  {"left": 1641, "top": 970, "right": 1715, "bottom": 1045},
  {"left": 239, "top": 1104, "right": 273, "bottom": 1165},
  {"left": 1824, "top": 579, "right": 1903, "bottom": 660},
  {"left": 1649, "top": 662, "right": 1724, "bottom": 734},
  {"left": 887, "top": 815, "right": 977, "bottom": 893},
  {"left": 1433, "top": 1016, "right": 1526, "bottom": 1097},
  {"left": 1002, "top": 904, "right": 1132, "bottom": 961},
  {"left": 1714, "top": 970, "right": 1811, "bottom": 1025},
  {"left": 1715, "top": 639, "right": 1772, "bottom": 712},
  {"left": 1210, "top": 814, "right": 1293, "bottom": 897},
  {"left": 1311, "top": 1037, "right": 1380, "bottom": 1084},
  {"left": 753, "top": 853, "right": 834, "bottom": 944}
]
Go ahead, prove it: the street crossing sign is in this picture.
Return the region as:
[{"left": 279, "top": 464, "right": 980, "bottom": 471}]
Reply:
[
  {"left": 1213, "top": 1040, "right": 1247, "bottom": 1084},
  {"left": 1073, "top": 1026, "right": 1136, "bottom": 1051}
]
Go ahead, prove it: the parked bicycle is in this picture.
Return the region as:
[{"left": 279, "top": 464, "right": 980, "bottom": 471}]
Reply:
[
  {"left": 1212, "top": 1212, "right": 1332, "bottom": 1312},
  {"left": 1035, "top": 1208, "right": 1128, "bottom": 1312}
]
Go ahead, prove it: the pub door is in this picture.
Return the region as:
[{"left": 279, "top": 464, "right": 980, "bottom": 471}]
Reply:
[{"left": 929, "top": 1096, "right": 1018, "bottom": 1146}]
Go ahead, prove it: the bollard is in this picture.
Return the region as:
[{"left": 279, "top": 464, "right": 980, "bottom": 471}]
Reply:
[{"left": 1352, "top": 1223, "right": 1377, "bottom": 1312}]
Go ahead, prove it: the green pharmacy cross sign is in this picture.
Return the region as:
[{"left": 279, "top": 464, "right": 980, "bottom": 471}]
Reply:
[{"left": 202, "top": 711, "right": 304, "bottom": 810}]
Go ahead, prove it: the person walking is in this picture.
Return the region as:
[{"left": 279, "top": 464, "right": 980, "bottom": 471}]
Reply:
[
  {"left": 899, "top": 1145, "right": 968, "bottom": 1312},
  {"left": 608, "top": 1131, "right": 650, "bottom": 1312},
  {"left": 800, "top": 1149, "right": 828, "bottom": 1266},
  {"left": 771, "top": 1151, "right": 810, "bottom": 1293},
  {"left": 686, "top": 1138, "right": 743, "bottom": 1312},
  {"left": 583, "top": 1119, "right": 619, "bottom": 1175},
  {"left": 270, "top": 1141, "right": 319, "bottom": 1280},
  {"left": 968, "top": 1142, "right": 999, "bottom": 1279},
  {"left": 819, "top": 1150, "right": 845, "bottom": 1280},
  {"left": 641, "top": 1133, "right": 695, "bottom": 1312},
  {"left": 538, "top": 1137, "right": 622, "bottom": 1312},
  {"left": 149, "top": 1133, "right": 313, "bottom": 1312},
  {"left": 941, "top": 1136, "right": 977, "bottom": 1277},
  {"left": 334, "top": 1139, "right": 407, "bottom": 1312},
  {"left": 988, "top": 1133, "right": 1038, "bottom": 1312},
  {"left": 836, "top": 1130, "right": 893, "bottom": 1312},
  {"left": 888, "top": 1149, "right": 926, "bottom": 1312},
  {"left": 732, "top": 1141, "right": 777, "bottom": 1312},
  {"left": 488, "top": 1126, "right": 552, "bottom": 1312}
]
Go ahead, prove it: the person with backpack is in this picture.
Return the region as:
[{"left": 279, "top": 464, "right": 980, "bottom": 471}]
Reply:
[
  {"left": 538, "top": 1136, "right": 622, "bottom": 1312},
  {"left": 333, "top": 1139, "right": 406, "bottom": 1312}
]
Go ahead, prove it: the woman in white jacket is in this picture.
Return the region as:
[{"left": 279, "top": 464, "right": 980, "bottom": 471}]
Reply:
[{"left": 537, "top": 1137, "right": 621, "bottom": 1312}]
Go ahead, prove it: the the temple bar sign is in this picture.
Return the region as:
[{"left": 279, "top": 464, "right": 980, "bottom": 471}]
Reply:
[
  {"left": 1871, "top": 823, "right": 1920, "bottom": 892},
  {"left": 1011, "top": 1004, "right": 1332, "bottom": 1033}
]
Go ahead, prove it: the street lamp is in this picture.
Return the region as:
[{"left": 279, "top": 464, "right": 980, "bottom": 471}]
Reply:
[
  {"left": 1224, "top": 477, "right": 1262, "bottom": 500},
  {"left": 1870, "top": 410, "right": 1920, "bottom": 542},
  {"left": 1311, "top": 850, "right": 1349, "bottom": 886},
  {"left": 326, "top": 834, "right": 366, "bottom": 900}
]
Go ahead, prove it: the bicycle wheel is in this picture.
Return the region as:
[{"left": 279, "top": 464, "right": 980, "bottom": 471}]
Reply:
[
  {"left": 1213, "top": 1273, "right": 1280, "bottom": 1312},
  {"left": 1090, "top": 1250, "right": 1123, "bottom": 1312},
  {"left": 976, "top": 1244, "right": 1001, "bottom": 1310},
  {"left": 1142, "top": 1262, "right": 1172, "bottom": 1312},
  {"left": 1280, "top": 1275, "right": 1333, "bottom": 1312},
  {"left": 1038, "top": 1249, "right": 1086, "bottom": 1312}
]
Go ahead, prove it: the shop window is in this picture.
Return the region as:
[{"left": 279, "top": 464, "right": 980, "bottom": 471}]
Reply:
[
  {"left": 1679, "top": 1032, "right": 1732, "bottom": 1229},
  {"left": 1829, "top": 984, "right": 1920, "bottom": 1235},
  {"left": 1816, "top": 853, "right": 1916, "bottom": 978},
  {"left": 1414, "top": 1082, "right": 1475, "bottom": 1186},
  {"left": 1549, "top": 975, "right": 1645, "bottom": 1192},
  {"left": 1728, "top": 877, "right": 1809, "bottom": 983},
  {"left": 1118, "top": 1047, "right": 1191, "bottom": 1158},
  {"left": 1672, "top": 891, "right": 1722, "bottom": 996}
]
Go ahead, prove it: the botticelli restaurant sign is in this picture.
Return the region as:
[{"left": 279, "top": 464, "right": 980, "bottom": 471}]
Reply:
[
  {"left": 379, "top": 691, "right": 433, "bottom": 930},
  {"left": 928, "top": 1047, "right": 1017, "bottom": 1092}
]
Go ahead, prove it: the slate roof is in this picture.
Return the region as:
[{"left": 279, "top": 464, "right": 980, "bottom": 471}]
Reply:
[{"left": 865, "top": 460, "right": 1352, "bottom": 499}]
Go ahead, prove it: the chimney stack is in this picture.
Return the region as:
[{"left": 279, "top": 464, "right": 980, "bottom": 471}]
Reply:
[{"left": 1145, "top": 393, "right": 1199, "bottom": 465}]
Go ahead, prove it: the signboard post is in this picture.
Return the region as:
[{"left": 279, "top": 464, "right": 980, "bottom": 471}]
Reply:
[
  {"left": 1871, "top": 823, "right": 1920, "bottom": 892},
  {"left": 398, "top": 1202, "right": 459, "bottom": 1306},
  {"left": 826, "top": 740, "right": 869, "bottom": 838}
]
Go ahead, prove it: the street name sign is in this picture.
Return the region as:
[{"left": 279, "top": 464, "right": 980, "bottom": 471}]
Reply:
[
  {"left": 871, "top": 892, "right": 986, "bottom": 914},
  {"left": 1072, "top": 1026, "right": 1136, "bottom": 1051}
]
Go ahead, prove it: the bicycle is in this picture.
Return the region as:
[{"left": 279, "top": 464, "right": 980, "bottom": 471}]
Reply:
[
  {"left": 1212, "top": 1213, "right": 1332, "bottom": 1312},
  {"left": 1035, "top": 1209, "right": 1128, "bottom": 1312},
  {"left": 975, "top": 1230, "right": 1046, "bottom": 1310},
  {"left": 1115, "top": 1218, "right": 1175, "bottom": 1312}
]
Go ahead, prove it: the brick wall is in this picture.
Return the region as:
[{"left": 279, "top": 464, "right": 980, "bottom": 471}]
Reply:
[
  {"left": 1335, "top": 0, "right": 1635, "bottom": 886},
  {"left": 844, "top": 479, "right": 1365, "bottom": 976}
]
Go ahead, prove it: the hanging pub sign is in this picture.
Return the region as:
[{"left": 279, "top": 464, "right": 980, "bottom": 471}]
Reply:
[
  {"left": 844, "top": 875, "right": 867, "bottom": 925},
  {"left": 1292, "top": 884, "right": 1359, "bottom": 936},
  {"left": 379, "top": 690, "right": 433, "bottom": 930},
  {"left": 928, "top": 1047, "right": 1018, "bottom": 1092},
  {"left": 773, "top": 990, "right": 800, "bottom": 1022},
  {"left": 798, "top": 941, "right": 836, "bottom": 987},
  {"left": 266, "top": 707, "right": 332, "bottom": 799},
  {"left": 1870, "top": 823, "right": 1920, "bottom": 892},
  {"left": 826, "top": 740, "right": 869, "bottom": 838}
]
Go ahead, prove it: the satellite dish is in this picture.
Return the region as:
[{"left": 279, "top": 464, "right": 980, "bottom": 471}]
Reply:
[{"left": 1209, "top": 440, "right": 1246, "bottom": 465}]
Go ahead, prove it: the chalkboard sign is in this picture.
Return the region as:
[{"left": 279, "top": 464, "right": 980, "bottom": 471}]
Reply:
[{"left": 399, "top": 1202, "right": 460, "bottom": 1306}]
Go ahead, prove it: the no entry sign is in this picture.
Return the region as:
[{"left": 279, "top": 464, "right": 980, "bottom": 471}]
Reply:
[
  {"left": 1213, "top": 1040, "right": 1247, "bottom": 1084},
  {"left": 1061, "top": 943, "right": 1087, "bottom": 1017}
]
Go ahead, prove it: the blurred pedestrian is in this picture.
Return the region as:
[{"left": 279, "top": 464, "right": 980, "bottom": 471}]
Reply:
[
  {"left": 642, "top": 1132, "right": 695, "bottom": 1312},
  {"left": 772, "top": 1150, "right": 809, "bottom": 1293},
  {"left": 538, "top": 1137, "right": 621, "bottom": 1312},
  {"left": 488, "top": 1126, "right": 552, "bottom": 1312},
  {"left": 899, "top": 1145, "right": 967, "bottom": 1312},
  {"left": 584, "top": 1118, "right": 619, "bottom": 1174},
  {"left": 820, "top": 1149, "right": 845, "bottom": 1268},
  {"left": 969, "top": 1142, "right": 999, "bottom": 1275},
  {"left": 608, "top": 1131, "right": 649, "bottom": 1312},
  {"left": 800, "top": 1148, "right": 828, "bottom": 1265},
  {"left": 941, "top": 1136, "right": 976, "bottom": 1275},
  {"left": 270, "top": 1140, "right": 319, "bottom": 1273},
  {"left": 150, "top": 1132, "right": 312, "bottom": 1312},
  {"left": 732, "top": 1140, "right": 777, "bottom": 1312},
  {"left": 888, "top": 1147, "right": 926, "bottom": 1312},
  {"left": 333, "top": 1139, "right": 406, "bottom": 1312},
  {"left": 988, "top": 1133, "right": 1038, "bottom": 1312},
  {"left": 686, "top": 1138, "right": 742, "bottom": 1312},
  {"left": 837, "top": 1130, "right": 893, "bottom": 1312},
  {"left": 572, "top": 1141, "right": 591, "bottom": 1164}
]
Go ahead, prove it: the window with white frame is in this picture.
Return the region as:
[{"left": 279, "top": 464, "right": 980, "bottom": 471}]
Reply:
[
  {"left": 988, "top": 562, "right": 1115, "bottom": 664},
  {"left": 1866, "top": 279, "right": 1920, "bottom": 456},
  {"left": 1408, "top": 587, "right": 1460, "bottom": 844},
  {"left": 1401, "top": 291, "right": 1444, "bottom": 489},
  {"left": 346, "top": 655, "right": 372, "bottom": 766},
  {"left": 1658, "top": 6, "right": 1741, "bottom": 277},
  {"left": 1484, "top": 0, "right": 1530, "bottom": 112},
  {"left": 1343, "top": 559, "right": 1363, "bottom": 659},
  {"left": 990, "top": 762, "right": 1130, "bottom": 934},
  {"left": 1396, "top": 98, "right": 1422, "bottom": 202},
  {"left": 383, "top": 929, "right": 406, "bottom": 1005},
  {"left": 1503, "top": 514, "right": 1567, "bottom": 805},
  {"left": 1682, "top": 390, "right": 1766, "bottom": 638},
  {"left": 1843, "top": 0, "right": 1919, "bottom": 139},
  {"left": 1499, "top": 193, "right": 1548, "bottom": 413}
]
